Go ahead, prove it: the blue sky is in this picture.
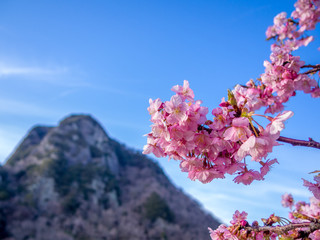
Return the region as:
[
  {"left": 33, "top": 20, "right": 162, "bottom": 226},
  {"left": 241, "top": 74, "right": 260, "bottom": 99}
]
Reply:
[{"left": 0, "top": 0, "right": 319, "bottom": 224}]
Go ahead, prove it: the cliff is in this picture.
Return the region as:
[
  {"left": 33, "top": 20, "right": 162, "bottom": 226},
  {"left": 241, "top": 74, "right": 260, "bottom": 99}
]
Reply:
[{"left": 0, "top": 114, "right": 220, "bottom": 240}]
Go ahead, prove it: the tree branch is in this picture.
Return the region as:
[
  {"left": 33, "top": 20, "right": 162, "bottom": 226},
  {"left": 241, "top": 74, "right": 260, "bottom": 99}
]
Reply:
[
  {"left": 301, "top": 64, "right": 320, "bottom": 75},
  {"left": 301, "top": 64, "right": 320, "bottom": 69},
  {"left": 246, "top": 222, "right": 320, "bottom": 236},
  {"left": 277, "top": 136, "right": 320, "bottom": 149}
]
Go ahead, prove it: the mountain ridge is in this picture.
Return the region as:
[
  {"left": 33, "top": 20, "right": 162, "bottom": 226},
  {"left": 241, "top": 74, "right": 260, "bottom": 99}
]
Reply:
[{"left": 0, "top": 114, "right": 220, "bottom": 240}]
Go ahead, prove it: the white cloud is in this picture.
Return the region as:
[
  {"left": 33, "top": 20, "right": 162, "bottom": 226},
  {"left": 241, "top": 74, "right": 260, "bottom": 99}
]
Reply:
[
  {"left": 0, "top": 62, "right": 91, "bottom": 88},
  {"left": 252, "top": 181, "right": 310, "bottom": 198},
  {"left": 0, "top": 64, "right": 68, "bottom": 77},
  {"left": 0, "top": 98, "right": 62, "bottom": 118}
]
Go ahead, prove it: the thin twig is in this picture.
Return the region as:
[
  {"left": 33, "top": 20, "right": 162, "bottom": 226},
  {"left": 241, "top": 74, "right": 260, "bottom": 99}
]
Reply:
[
  {"left": 278, "top": 136, "right": 320, "bottom": 150},
  {"left": 301, "top": 64, "right": 320, "bottom": 75},
  {"left": 301, "top": 64, "right": 320, "bottom": 69}
]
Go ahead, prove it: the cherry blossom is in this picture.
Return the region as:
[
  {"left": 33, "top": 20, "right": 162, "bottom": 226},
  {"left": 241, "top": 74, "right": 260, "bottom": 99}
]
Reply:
[
  {"left": 303, "top": 176, "right": 320, "bottom": 199},
  {"left": 171, "top": 79, "right": 195, "bottom": 102},
  {"left": 223, "top": 117, "right": 251, "bottom": 142},
  {"left": 268, "top": 111, "right": 294, "bottom": 135},
  {"left": 281, "top": 193, "right": 294, "bottom": 209},
  {"left": 230, "top": 210, "right": 248, "bottom": 225},
  {"left": 143, "top": 0, "right": 320, "bottom": 238}
]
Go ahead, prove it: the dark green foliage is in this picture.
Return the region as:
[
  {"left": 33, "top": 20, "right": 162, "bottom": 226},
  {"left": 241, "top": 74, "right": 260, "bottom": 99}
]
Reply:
[
  {"left": 0, "top": 209, "right": 9, "bottom": 239},
  {"left": 48, "top": 133, "right": 71, "bottom": 152},
  {"left": 46, "top": 156, "right": 71, "bottom": 196},
  {"left": 0, "top": 191, "right": 10, "bottom": 201},
  {"left": 90, "top": 145, "right": 103, "bottom": 158},
  {"left": 61, "top": 191, "right": 80, "bottom": 214},
  {"left": 62, "top": 130, "right": 87, "bottom": 147},
  {"left": 0, "top": 168, "right": 13, "bottom": 200},
  {"left": 51, "top": 141, "right": 71, "bottom": 152},
  {"left": 112, "top": 141, "right": 165, "bottom": 175},
  {"left": 98, "top": 195, "right": 109, "bottom": 209},
  {"left": 45, "top": 154, "right": 119, "bottom": 206},
  {"left": 23, "top": 192, "right": 36, "bottom": 207},
  {"left": 142, "top": 192, "right": 175, "bottom": 223},
  {"left": 48, "top": 130, "right": 86, "bottom": 152},
  {"left": 6, "top": 126, "right": 52, "bottom": 166},
  {"left": 161, "top": 232, "right": 168, "bottom": 240},
  {"left": 6, "top": 147, "right": 31, "bottom": 166}
]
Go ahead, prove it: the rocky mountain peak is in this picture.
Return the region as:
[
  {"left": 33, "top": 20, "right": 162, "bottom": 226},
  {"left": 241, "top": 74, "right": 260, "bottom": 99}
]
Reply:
[
  {"left": 0, "top": 114, "right": 220, "bottom": 240},
  {"left": 6, "top": 114, "right": 119, "bottom": 175},
  {"left": 58, "top": 114, "right": 110, "bottom": 144}
]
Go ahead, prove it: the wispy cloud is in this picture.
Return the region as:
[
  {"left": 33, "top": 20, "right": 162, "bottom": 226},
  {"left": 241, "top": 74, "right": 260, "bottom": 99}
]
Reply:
[
  {"left": 0, "top": 62, "right": 91, "bottom": 88},
  {"left": 251, "top": 182, "right": 310, "bottom": 198},
  {"left": 0, "top": 64, "right": 68, "bottom": 77},
  {"left": 0, "top": 97, "right": 62, "bottom": 118}
]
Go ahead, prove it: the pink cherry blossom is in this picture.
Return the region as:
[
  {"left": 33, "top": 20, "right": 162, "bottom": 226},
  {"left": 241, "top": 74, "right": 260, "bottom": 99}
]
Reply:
[
  {"left": 144, "top": 0, "right": 320, "bottom": 200},
  {"left": 311, "top": 87, "right": 320, "bottom": 97},
  {"left": 281, "top": 193, "right": 294, "bottom": 208},
  {"left": 235, "top": 134, "right": 278, "bottom": 162},
  {"left": 208, "top": 225, "right": 238, "bottom": 240},
  {"left": 233, "top": 85, "right": 261, "bottom": 111},
  {"left": 294, "top": 74, "right": 318, "bottom": 93},
  {"left": 171, "top": 80, "right": 195, "bottom": 102},
  {"left": 211, "top": 107, "right": 228, "bottom": 130},
  {"left": 223, "top": 117, "right": 252, "bottom": 142},
  {"left": 142, "top": 136, "right": 165, "bottom": 158},
  {"left": 270, "top": 45, "right": 290, "bottom": 66},
  {"left": 274, "top": 12, "right": 288, "bottom": 26},
  {"left": 164, "top": 95, "right": 188, "bottom": 124},
  {"left": 260, "top": 159, "right": 279, "bottom": 178},
  {"left": 233, "top": 169, "right": 262, "bottom": 185},
  {"left": 230, "top": 210, "right": 248, "bottom": 225},
  {"left": 147, "top": 98, "right": 163, "bottom": 122},
  {"left": 303, "top": 176, "right": 320, "bottom": 199},
  {"left": 268, "top": 111, "right": 294, "bottom": 135},
  {"left": 310, "top": 230, "right": 320, "bottom": 240}
]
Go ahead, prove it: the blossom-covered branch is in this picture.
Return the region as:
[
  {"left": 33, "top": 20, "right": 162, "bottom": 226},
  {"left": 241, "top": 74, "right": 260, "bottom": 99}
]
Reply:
[
  {"left": 245, "top": 222, "right": 320, "bottom": 237},
  {"left": 143, "top": 0, "right": 320, "bottom": 239},
  {"left": 144, "top": 0, "right": 320, "bottom": 186},
  {"left": 209, "top": 196, "right": 320, "bottom": 239}
]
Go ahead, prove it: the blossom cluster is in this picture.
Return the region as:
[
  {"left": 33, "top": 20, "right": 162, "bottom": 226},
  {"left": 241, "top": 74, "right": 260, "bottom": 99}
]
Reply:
[
  {"left": 281, "top": 194, "right": 320, "bottom": 239},
  {"left": 205, "top": 0, "right": 320, "bottom": 238},
  {"left": 263, "top": 0, "right": 320, "bottom": 113},
  {"left": 143, "top": 79, "right": 291, "bottom": 185},
  {"left": 143, "top": 0, "right": 320, "bottom": 238},
  {"left": 143, "top": 0, "right": 320, "bottom": 186},
  {"left": 208, "top": 194, "right": 320, "bottom": 239},
  {"left": 303, "top": 175, "right": 320, "bottom": 200},
  {"left": 208, "top": 211, "right": 278, "bottom": 240}
]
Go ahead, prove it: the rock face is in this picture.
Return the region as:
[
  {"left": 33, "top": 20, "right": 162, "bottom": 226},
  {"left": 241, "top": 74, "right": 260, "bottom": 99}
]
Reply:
[{"left": 0, "top": 114, "right": 220, "bottom": 240}]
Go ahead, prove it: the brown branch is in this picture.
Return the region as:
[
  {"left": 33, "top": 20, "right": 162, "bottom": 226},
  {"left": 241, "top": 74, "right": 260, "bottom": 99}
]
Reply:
[
  {"left": 301, "top": 64, "right": 320, "bottom": 69},
  {"left": 245, "top": 222, "right": 320, "bottom": 236},
  {"left": 277, "top": 136, "right": 320, "bottom": 149},
  {"left": 303, "top": 68, "right": 320, "bottom": 75},
  {"left": 301, "top": 64, "right": 320, "bottom": 75}
]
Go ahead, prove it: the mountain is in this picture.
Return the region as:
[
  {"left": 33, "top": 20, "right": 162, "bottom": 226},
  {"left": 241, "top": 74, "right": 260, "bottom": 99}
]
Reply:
[{"left": 0, "top": 114, "right": 220, "bottom": 240}]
